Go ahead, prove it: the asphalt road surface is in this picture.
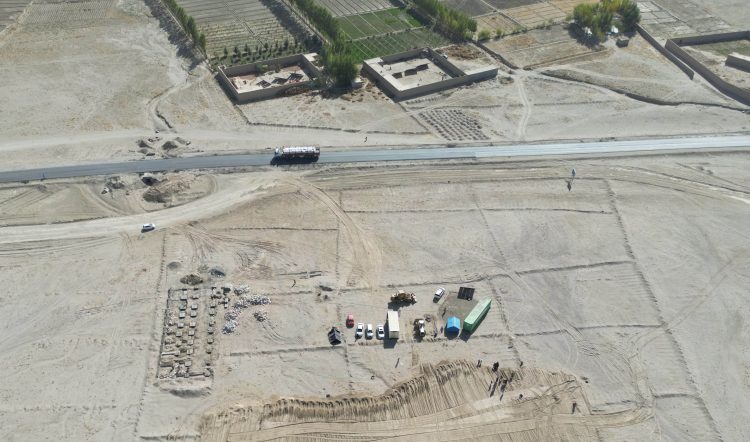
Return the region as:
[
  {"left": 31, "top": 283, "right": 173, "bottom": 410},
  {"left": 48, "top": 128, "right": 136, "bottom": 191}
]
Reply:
[{"left": 1, "top": 135, "right": 749, "bottom": 183}]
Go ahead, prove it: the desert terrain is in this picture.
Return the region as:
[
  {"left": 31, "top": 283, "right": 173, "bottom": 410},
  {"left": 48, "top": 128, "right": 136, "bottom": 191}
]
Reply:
[
  {"left": 1, "top": 0, "right": 750, "bottom": 440},
  {"left": 1, "top": 151, "right": 750, "bottom": 441}
]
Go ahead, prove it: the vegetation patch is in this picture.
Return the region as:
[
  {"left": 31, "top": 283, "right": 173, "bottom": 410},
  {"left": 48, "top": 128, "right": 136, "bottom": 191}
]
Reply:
[
  {"left": 412, "top": 0, "right": 477, "bottom": 39},
  {"left": 572, "top": 0, "right": 640, "bottom": 42}
]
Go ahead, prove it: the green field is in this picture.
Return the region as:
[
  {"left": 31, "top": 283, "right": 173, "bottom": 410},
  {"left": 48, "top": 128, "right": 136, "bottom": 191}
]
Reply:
[
  {"left": 338, "top": 8, "right": 423, "bottom": 40},
  {"left": 336, "top": 8, "right": 448, "bottom": 61},
  {"left": 350, "top": 28, "right": 449, "bottom": 61}
]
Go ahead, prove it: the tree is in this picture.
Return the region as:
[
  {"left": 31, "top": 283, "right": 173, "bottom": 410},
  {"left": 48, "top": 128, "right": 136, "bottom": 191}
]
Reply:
[
  {"left": 619, "top": 0, "right": 641, "bottom": 31},
  {"left": 198, "top": 33, "right": 206, "bottom": 52},
  {"left": 322, "top": 41, "right": 357, "bottom": 87}
]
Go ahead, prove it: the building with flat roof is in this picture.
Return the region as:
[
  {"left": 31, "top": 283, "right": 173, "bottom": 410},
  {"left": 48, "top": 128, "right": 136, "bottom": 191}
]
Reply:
[
  {"left": 217, "top": 53, "right": 321, "bottom": 102},
  {"left": 363, "top": 47, "right": 498, "bottom": 101}
]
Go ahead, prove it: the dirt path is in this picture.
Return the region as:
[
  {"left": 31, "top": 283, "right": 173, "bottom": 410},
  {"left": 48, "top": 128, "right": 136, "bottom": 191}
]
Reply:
[{"left": 0, "top": 174, "right": 280, "bottom": 244}]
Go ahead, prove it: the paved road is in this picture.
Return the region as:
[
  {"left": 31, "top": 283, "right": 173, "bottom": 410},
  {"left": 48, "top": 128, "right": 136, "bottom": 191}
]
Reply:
[{"left": 1, "top": 135, "right": 749, "bottom": 183}]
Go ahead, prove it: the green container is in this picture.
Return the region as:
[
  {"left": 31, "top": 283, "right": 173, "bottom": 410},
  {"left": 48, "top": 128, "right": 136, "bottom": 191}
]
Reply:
[{"left": 463, "top": 299, "right": 491, "bottom": 333}]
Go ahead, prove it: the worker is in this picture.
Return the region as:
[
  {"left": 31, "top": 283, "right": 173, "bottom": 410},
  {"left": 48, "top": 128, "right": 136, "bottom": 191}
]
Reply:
[
  {"left": 572, "top": 401, "right": 577, "bottom": 413},
  {"left": 364, "top": 136, "right": 368, "bottom": 142},
  {"left": 567, "top": 180, "right": 572, "bottom": 192},
  {"left": 572, "top": 168, "right": 576, "bottom": 178}
]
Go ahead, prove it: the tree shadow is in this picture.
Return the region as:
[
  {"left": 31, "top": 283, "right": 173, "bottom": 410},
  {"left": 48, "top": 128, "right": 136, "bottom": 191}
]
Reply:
[{"left": 143, "top": 0, "right": 203, "bottom": 69}]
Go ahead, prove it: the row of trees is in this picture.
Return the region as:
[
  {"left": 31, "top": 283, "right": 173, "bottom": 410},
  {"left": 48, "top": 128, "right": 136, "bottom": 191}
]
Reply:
[
  {"left": 290, "top": 0, "right": 358, "bottom": 87},
  {"left": 412, "top": 0, "right": 476, "bottom": 39},
  {"left": 163, "top": 0, "right": 206, "bottom": 51},
  {"left": 573, "top": 0, "right": 640, "bottom": 42},
  {"left": 290, "top": 0, "right": 341, "bottom": 40}
]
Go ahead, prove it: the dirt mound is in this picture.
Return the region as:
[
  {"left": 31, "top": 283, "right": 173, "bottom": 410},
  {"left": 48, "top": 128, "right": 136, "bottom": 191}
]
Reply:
[
  {"left": 142, "top": 176, "right": 191, "bottom": 203},
  {"left": 199, "top": 361, "right": 592, "bottom": 441},
  {"left": 162, "top": 140, "right": 179, "bottom": 150},
  {"left": 442, "top": 44, "right": 484, "bottom": 60},
  {"left": 180, "top": 273, "right": 203, "bottom": 285},
  {"left": 105, "top": 176, "right": 126, "bottom": 189}
]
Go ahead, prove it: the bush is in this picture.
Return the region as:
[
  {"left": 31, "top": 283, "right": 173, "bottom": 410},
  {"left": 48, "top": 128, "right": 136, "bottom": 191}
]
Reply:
[
  {"left": 495, "top": 28, "right": 504, "bottom": 38},
  {"left": 477, "top": 29, "right": 491, "bottom": 41}
]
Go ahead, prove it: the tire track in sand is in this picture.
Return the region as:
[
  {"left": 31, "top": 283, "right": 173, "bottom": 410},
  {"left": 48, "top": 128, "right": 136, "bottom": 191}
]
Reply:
[{"left": 289, "top": 176, "right": 382, "bottom": 292}]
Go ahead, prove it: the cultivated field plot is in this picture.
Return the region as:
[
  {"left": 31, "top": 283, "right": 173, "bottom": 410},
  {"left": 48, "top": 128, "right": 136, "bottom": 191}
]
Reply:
[
  {"left": 639, "top": 0, "right": 733, "bottom": 39},
  {"left": 0, "top": 0, "right": 30, "bottom": 31},
  {"left": 178, "top": 0, "right": 313, "bottom": 60},
  {"left": 19, "top": 0, "right": 116, "bottom": 30},
  {"left": 351, "top": 29, "right": 449, "bottom": 60},
  {"left": 441, "top": 0, "right": 494, "bottom": 17},
  {"left": 337, "top": 7, "right": 448, "bottom": 60},
  {"left": 337, "top": 7, "right": 421, "bottom": 39},
  {"left": 482, "top": 0, "right": 539, "bottom": 10},
  {"left": 319, "top": 0, "right": 395, "bottom": 17},
  {"left": 483, "top": 25, "right": 598, "bottom": 68},
  {"left": 476, "top": 13, "right": 520, "bottom": 33},
  {"left": 500, "top": 1, "right": 565, "bottom": 28}
]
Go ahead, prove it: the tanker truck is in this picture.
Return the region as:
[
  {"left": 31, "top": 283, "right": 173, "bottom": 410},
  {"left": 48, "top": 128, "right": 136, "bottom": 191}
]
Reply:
[{"left": 273, "top": 146, "right": 320, "bottom": 163}]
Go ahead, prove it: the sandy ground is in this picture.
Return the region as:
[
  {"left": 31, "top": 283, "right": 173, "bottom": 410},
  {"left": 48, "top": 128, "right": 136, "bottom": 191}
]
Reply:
[
  {"left": 1, "top": 151, "right": 749, "bottom": 440},
  {"left": 1, "top": 0, "right": 750, "bottom": 440}
]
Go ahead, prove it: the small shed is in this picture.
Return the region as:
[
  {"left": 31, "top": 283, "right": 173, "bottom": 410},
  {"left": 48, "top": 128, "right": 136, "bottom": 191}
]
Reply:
[
  {"left": 328, "top": 327, "right": 342, "bottom": 345},
  {"left": 446, "top": 316, "right": 461, "bottom": 334}
]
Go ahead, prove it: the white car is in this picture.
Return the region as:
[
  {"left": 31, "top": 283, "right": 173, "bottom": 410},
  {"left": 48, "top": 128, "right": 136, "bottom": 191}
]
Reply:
[
  {"left": 434, "top": 287, "right": 446, "bottom": 302},
  {"left": 366, "top": 323, "right": 374, "bottom": 339},
  {"left": 142, "top": 223, "right": 156, "bottom": 232},
  {"left": 355, "top": 323, "right": 364, "bottom": 339},
  {"left": 376, "top": 324, "right": 385, "bottom": 340}
]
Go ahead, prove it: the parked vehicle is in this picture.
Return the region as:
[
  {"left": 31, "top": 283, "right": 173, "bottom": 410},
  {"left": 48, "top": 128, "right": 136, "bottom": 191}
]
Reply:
[
  {"left": 355, "top": 323, "right": 364, "bottom": 339},
  {"left": 141, "top": 223, "right": 156, "bottom": 232},
  {"left": 433, "top": 287, "right": 446, "bottom": 302},
  {"left": 346, "top": 314, "right": 355, "bottom": 328},
  {"left": 415, "top": 319, "right": 426, "bottom": 337},
  {"left": 366, "top": 323, "right": 374, "bottom": 339},
  {"left": 376, "top": 324, "right": 385, "bottom": 339},
  {"left": 387, "top": 310, "right": 399, "bottom": 339}
]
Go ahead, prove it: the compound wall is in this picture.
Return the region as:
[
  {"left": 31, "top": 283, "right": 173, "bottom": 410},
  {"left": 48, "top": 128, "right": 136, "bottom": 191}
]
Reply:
[
  {"left": 217, "top": 53, "right": 321, "bottom": 102},
  {"left": 665, "top": 31, "right": 750, "bottom": 105},
  {"left": 364, "top": 48, "right": 498, "bottom": 101}
]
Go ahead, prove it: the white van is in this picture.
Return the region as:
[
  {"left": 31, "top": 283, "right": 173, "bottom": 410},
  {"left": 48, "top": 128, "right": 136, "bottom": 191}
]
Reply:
[{"left": 434, "top": 287, "right": 446, "bottom": 302}]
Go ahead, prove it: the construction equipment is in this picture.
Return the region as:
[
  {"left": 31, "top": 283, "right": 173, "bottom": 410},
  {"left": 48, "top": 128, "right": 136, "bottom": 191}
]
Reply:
[
  {"left": 391, "top": 290, "right": 416, "bottom": 304},
  {"left": 414, "top": 318, "right": 426, "bottom": 337}
]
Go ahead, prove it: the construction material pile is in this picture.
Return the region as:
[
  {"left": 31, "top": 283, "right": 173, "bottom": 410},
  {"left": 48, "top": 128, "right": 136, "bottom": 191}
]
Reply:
[
  {"left": 234, "top": 285, "right": 249, "bottom": 295},
  {"left": 222, "top": 293, "right": 271, "bottom": 332},
  {"left": 223, "top": 319, "right": 238, "bottom": 333},
  {"left": 253, "top": 310, "right": 268, "bottom": 322}
]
